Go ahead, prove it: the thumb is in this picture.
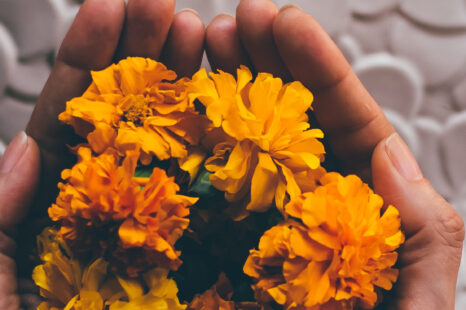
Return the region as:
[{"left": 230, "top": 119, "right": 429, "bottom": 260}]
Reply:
[
  {"left": 372, "top": 132, "right": 464, "bottom": 309},
  {"left": 0, "top": 131, "right": 40, "bottom": 231},
  {"left": 0, "top": 133, "right": 40, "bottom": 310}
]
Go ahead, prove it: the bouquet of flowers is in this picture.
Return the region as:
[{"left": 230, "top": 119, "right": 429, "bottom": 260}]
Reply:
[{"left": 32, "top": 57, "right": 404, "bottom": 310}]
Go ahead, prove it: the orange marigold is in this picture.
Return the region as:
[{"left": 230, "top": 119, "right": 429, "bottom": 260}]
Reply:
[
  {"left": 49, "top": 147, "right": 198, "bottom": 275},
  {"left": 243, "top": 172, "right": 404, "bottom": 309},
  {"left": 59, "top": 57, "right": 207, "bottom": 164},
  {"left": 189, "top": 66, "right": 325, "bottom": 217}
]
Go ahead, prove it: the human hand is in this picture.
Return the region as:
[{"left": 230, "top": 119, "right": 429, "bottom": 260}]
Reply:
[
  {"left": 12, "top": 0, "right": 204, "bottom": 307},
  {"left": 204, "top": 0, "right": 464, "bottom": 309}
]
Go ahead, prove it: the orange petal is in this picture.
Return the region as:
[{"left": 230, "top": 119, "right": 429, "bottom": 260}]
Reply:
[{"left": 119, "top": 219, "right": 146, "bottom": 247}]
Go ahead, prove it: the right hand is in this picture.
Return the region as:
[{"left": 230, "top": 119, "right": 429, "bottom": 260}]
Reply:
[{"left": 204, "top": 0, "right": 465, "bottom": 308}]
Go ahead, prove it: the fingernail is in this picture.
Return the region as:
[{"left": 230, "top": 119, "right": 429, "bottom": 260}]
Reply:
[
  {"left": 180, "top": 8, "right": 200, "bottom": 18},
  {"left": 279, "top": 4, "right": 301, "bottom": 13},
  {"left": 0, "top": 131, "right": 28, "bottom": 174},
  {"left": 385, "top": 133, "right": 423, "bottom": 181}
]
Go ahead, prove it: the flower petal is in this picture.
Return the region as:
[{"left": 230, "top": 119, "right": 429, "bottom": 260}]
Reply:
[{"left": 247, "top": 152, "right": 278, "bottom": 212}]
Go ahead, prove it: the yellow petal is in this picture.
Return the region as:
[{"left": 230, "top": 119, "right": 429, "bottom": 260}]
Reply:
[
  {"left": 275, "top": 161, "right": 301, "bottom": 200},
  {"left": 236, "top": 65, "right": 253, "bottom": 92},
  {"left": 81, "top": 259, "right": 108, "bottom": 291},
  {"left": 209, "top": 141, "right": 256, "bottom": 196},
  {"left": 246, "top": 152, "right": 278, "bottom": 212},
  {"left": 64, "top": 295, "right": 80, "bottom": 310},
  {"left": 178, "top": 147, "right": 207, "bottom": 184},
  {"left": 278, "top": 81, "right": 313, "bottom": 117},
  {"left": 90, "top": 64, "right": 120, "bottom": 94},
  {"left": 248, "top": 73, "right": 282, "bottom": 122},
  {"left": 289, "top": 227, "right": 332, "bottom": 262},
  {"left": 308, "top": 227, "right": 340, "bottom": 250},
  {"left": 116, "top": 277, "right": 144, "bottom": 301},
  {"left": 87, "top": 123, "right": 117, "bottom": 154},
  {"left": 70, "top": 291, "right": 104, "bottom": 310},
  {"left": 119, "top": 219, "right": 146, "bottom": 247}
]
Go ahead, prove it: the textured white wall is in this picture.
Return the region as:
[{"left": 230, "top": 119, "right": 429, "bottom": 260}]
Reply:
[{"left": 1, "top": 0, "right": 466, "bottom": 308}]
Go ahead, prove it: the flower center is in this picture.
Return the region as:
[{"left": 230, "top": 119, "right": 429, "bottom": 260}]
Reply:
[{"left": 122, "top": 95, "right": 151, "bottom": 125}]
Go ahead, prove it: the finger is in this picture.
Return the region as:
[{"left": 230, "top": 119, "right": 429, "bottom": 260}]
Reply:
[
  {"left": 116, "top": 0, "right": 175, "bottom": 60},
  {"left": 0, "top": 132, "right": 38, "bottom": 297},
  {"left": 27, "top": 0, "right": 125, "bottom": 149},
  {"left": 273, "top": 6, "right": 394, "bottom": 180},
  {"left": 0, "top": 253, "right": 19, "bottom": 310},
  {"left": 26, "top": 0, "right": 125, "bottom": 208},
  {"left": 28, "top": 0, "right": 125, "bottom": 146},
  {"left": 206, "top": 14, "right": 252, "bottom": 75},
  {"left": 0, "top": 132, "right": 40, "bottom": 231},
  {"left": 160, "top": 9, "right": 205, "bottom": 77},
  {"left": 57, "top": 0, "right": 125, "bottom": 70},
  {"left": 236, "top": 0, "right": 291, "bottom": 80},
  {"left": 372, "top": 133, "right": 464, "bottom": 309}
]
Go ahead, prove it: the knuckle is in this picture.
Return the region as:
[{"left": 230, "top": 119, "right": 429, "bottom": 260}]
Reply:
[{"left": 434, "top": 204, "right": 465, "bottom": 249}]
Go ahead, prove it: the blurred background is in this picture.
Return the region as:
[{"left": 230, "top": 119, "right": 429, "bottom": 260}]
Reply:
[{"left": 1, "top": 0, "right": 466, "bottom": 307}]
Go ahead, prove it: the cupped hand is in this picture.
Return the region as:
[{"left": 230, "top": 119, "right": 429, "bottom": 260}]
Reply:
[
  {"left": 2, "top": 0, "right": 204, "bottom": 308},
  {"left": 205, "top": 0, "right": 464, "bottom": 309}
]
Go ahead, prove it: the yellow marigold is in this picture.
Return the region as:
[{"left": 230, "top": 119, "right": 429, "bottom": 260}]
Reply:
[
  {"left": 33, "top": 228, "right": 186, "bottom": 310},
  {"left": 59, "top": 57, "right": 207, "bottom": 164},
  {"left": 189, "top": 67, "right": 325, "bottom": 216},
  {"left": 49, "top": 147, "right": 198, "bottom": 274},
  {"left": 243, "top": 172, "right": 404, "bottom": 309},
  {"left": 32, "top": 228, "right": 118, "bottom": 310},
  {"left": 109, "top": 268, "right": 186, "bottom": 310}
]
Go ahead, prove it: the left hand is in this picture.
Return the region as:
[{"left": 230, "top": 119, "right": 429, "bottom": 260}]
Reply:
[{"left": 12, "top": 0, "right": 205, "bottom": 308}]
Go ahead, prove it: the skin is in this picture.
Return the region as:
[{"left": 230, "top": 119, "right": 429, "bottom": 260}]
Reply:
[
  {"left": 0, "top": 0, "right": 462, "bottom": 309},
  {"left": 211, "top": 1, "right": 464, "bottom": 309},
  {"left": 2, "top": 0, "right": 205, "bottom": 308}
]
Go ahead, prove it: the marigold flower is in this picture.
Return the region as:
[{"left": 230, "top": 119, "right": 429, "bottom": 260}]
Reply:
[
  {"left": 32, "top": 228, "right": 114, "bottom": 310},
  {"left": 109, "top": 268, "right": 186, "bottom": 310},
  {"left": 33, "top": 228, "right": 186, "bottom": 310},
  {"left": 59, "top": 57, "right": 207, "bottom": 164},
  {"left": 189, "top": 66, "right": 325, "bottom": 216},
  {"left": 243, "top": 172, "right": 404, "bottom": 309},
  {"left": 49, "top": 147, "right": 198, "bottom": 274}
]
